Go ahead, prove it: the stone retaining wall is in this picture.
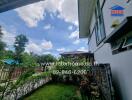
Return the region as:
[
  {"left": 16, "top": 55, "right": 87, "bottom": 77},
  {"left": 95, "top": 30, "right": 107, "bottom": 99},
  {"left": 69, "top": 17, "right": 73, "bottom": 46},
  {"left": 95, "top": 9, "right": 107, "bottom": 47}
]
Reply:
[{"left": 2, "top": 77, "right": 52, "bottom": 100}]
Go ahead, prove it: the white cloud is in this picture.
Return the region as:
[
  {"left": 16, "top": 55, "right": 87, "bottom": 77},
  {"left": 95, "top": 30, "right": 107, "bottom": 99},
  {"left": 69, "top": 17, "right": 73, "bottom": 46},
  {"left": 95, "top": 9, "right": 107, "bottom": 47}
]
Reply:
[
  {"left": 25, "top": 39, "right": 53, "bottom": 54},
  {"left": 41, "top": 40, "right": 53, "bottom": 50},
  {"left": 58, "top": 0, "right": 78, "bottom": 26},
  {"left": 25, "top": 42, "right": 42, "bottom": 54},
  {"left": 1, "top": 28, "right": 16, "bottom": 46},
  {"left": 43, "top": 24, "right": 52, "bottom": 30},
  {"left": 15, "top": 1, "right": 46, "bottom": 27},
  {"left": 69, "top": 30, "right": 79, "bottom": 39},
  {"left": 73, "top": 39, "right": 80, "bottom": 45},
  {"left": 15, "top": 0, "right": 78, "bottom": 27},
  {"left": 56, "top": 47, "right": 65, "bottom": 52},
  {"left": 77, "top": 47, "right": 87, "bottom": 52},
  {"left": 69, "top": 29, "right": 80, "bottom": 45}
]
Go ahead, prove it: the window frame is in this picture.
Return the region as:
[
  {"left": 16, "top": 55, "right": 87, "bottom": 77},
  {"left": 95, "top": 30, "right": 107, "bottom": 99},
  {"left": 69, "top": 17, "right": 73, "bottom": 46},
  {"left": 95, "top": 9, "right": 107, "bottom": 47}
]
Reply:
[
  {"left": 94, "top": 0, "right": 106, "bottom": 45},
  {"left": 122, "top": 36, "right": 132, "bottom": 48},
  {"left": 111, "top": 34, "right": 132, "bottom": 55},
  {"left": 101, "top": 0, "right": 106, "bottom": 9}
]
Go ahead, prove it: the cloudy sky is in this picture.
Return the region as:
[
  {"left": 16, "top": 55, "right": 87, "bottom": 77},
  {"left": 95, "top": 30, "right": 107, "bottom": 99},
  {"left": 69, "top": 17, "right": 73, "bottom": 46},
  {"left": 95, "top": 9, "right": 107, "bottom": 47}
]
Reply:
[{"left": 0, "top": 0, "right": 88, "bottom": 57}]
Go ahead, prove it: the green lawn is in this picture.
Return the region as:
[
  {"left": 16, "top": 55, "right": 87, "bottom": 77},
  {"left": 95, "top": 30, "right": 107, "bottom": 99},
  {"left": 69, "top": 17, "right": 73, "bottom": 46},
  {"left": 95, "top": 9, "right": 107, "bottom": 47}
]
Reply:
[{"left": 24, "top": 83, "right": 82, "bottom": 100}]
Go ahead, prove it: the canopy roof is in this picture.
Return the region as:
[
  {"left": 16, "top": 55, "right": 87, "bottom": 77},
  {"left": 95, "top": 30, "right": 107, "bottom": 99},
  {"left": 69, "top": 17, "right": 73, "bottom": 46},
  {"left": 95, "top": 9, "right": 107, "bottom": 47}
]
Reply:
[{"left": 1, "top": 59, "right": 19, "bottom": 65}]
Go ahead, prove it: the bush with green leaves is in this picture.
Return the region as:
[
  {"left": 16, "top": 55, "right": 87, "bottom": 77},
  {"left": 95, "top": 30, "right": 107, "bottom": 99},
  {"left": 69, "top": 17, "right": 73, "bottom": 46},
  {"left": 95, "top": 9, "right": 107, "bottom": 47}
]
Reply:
[{"left": 0, "top": 86, "right": 4, "bottom": 92}]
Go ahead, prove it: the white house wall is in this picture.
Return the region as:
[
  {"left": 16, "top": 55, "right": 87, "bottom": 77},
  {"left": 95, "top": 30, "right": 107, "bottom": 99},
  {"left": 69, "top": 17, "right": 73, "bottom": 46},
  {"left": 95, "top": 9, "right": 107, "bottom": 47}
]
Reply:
[{"left": 88, "top": 0, "right": 132, "bottom": 100}]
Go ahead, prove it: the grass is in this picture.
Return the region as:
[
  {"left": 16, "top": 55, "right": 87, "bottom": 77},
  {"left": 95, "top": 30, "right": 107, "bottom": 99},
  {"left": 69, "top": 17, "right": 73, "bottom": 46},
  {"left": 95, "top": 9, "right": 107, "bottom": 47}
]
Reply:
[{"left": 24, "top": 83, "right": 82, "bottom": 100}]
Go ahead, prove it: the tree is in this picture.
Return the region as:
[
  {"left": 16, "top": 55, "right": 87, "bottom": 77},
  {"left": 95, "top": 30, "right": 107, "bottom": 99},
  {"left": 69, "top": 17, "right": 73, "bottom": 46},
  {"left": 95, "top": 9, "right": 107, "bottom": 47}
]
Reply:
[
  {"left": 3, "top": 50, "right": 14, "bottom": 59},
  {"left": 0, "top": 42, "right": 5, "bottom": 51},
  {"left": 35, "top": 54, "right": 56, "bottom": 71},
  {"left": 21, "top": 53, "right": 38, "bottom": 67},
  {"left": 58, "top": 56, "right": 74, "bottom": 62},
  {"left": 14, "top": 34, "right": 28, "bottom": 63},
  {"left": 36, "top": 54, "right": 56, "bottom": 64}
]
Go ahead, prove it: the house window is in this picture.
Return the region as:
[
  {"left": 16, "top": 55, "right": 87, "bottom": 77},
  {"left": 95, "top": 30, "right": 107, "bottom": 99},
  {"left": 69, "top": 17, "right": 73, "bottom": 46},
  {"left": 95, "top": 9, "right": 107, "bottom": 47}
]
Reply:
[
  {"left": 111, "top": 31, "right": 132, "bottom": 54},
  {"left": 95, "top": 0, "right": 106, "bottom": 45},
  {"left": 111, "top": 39, "right": 126, "bottom": 54},
  {"left": 123, "top": 36, "right": 132, "bottom": 48}
]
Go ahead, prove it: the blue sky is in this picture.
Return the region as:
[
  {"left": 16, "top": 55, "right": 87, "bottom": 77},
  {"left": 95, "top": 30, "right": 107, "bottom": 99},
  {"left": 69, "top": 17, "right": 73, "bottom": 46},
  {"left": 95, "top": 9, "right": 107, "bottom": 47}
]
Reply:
[{"left": 0, "top": 0, "right": 88, "bottom": 57}]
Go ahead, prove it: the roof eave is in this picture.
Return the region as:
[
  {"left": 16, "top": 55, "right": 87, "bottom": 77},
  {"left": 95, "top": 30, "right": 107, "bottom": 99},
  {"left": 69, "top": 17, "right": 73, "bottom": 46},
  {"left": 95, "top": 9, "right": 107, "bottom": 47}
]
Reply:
[
  {"left": 0, "top": 0, "right": 43, "bottom": 13},
  {"left": 78, "top": 0, "right": 97, "bottom": 38}
]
